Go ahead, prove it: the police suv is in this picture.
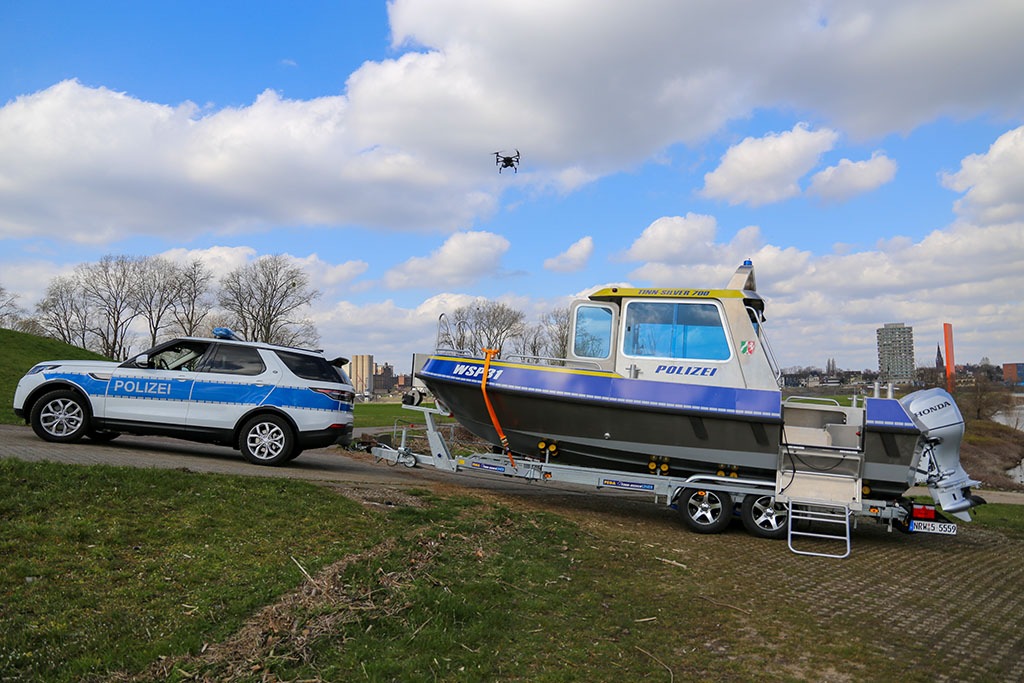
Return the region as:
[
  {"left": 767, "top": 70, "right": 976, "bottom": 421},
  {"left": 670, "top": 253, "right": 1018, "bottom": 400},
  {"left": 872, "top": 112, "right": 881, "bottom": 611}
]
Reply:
[{"left": 13, "top": 329, "right": 355, "bottom": 466}]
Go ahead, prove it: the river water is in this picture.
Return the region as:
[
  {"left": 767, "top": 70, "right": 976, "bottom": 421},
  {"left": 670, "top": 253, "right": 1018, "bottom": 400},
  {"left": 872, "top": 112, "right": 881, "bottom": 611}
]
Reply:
[
  {"left": 993, "top": 407, "right": 1024, "bottom": 431},
  {"left": 993, "top": 406, "right": 1024, "bottom": 484}
]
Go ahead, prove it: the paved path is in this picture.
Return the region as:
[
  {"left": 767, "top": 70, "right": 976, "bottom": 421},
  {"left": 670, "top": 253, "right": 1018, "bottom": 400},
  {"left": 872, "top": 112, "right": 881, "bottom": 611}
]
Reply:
[
  {"left": 0, "top": 423, "right": 624, "bottom": 500},
  {"left": 3, "top": 422, "right": 1022, "bottom": 505}
]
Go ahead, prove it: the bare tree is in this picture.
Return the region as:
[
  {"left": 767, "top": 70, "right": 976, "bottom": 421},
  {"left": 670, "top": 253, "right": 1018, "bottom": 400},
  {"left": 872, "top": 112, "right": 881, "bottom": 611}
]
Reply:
[
  {"left": 453, "top": 300, "right": 525, "bottom": 356},
  {"left": 541, "top": 305, "right": 571, "bottom": 359},
  {"left": 956, "top": 373, "right": 1015, "bottom": 422},
  {"left": 218, "top": 254, "right": 321, "bottom": 346},
  {"left": 134, "top": 256, "right": 184, "bottom": 347},
  {"left": 0, "top": 284, "right": 23, "bottom": 329},
  {"left": 79, "top": 255, "right": 143, "bottom": 358},
  {"left": 170, "top": 258, "right": 215, "bottom": 336},
  {"left": 35, "top": 274, "right": 92, "bottom": 348},
  {"left": 513, "top": 323, "right": 547, "bottom": 360}
]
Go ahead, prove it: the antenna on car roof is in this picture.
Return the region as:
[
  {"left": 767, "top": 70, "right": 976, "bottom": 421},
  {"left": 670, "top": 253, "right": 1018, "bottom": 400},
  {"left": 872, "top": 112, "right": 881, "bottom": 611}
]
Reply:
[{"left": 212, "top": 327, "right": 245, "bottom": 341}]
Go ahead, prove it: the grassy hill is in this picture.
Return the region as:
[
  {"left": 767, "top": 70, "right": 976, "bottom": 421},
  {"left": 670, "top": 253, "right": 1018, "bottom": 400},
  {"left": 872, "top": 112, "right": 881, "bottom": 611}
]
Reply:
[{"left": 0, "top": 328, "right": 108, "bottom": 424}]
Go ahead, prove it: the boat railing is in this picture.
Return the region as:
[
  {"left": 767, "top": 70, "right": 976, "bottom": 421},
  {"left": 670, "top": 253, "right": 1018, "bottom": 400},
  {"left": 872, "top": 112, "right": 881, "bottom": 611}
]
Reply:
[
  {"left": 784, "top": 396, "right": 842, "bottom": 406},
  {"left": 504, "top": 353, "right": 603, "bottom": 370},
  {"left": 433, "top": 314, "right": 478, "bottom": 356}
]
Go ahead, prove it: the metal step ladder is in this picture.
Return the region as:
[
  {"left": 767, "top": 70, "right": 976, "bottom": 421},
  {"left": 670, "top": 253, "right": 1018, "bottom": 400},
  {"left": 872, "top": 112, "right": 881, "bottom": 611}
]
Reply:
[{"left": 785, "top": 500, "right": 852, "bottom": 559}]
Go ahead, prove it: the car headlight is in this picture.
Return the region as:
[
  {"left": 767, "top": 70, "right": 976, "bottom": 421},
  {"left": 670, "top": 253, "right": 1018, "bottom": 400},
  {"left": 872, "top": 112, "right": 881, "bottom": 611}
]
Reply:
[{"left": 27, "top": 364, "right": 62, "bottom": 375}]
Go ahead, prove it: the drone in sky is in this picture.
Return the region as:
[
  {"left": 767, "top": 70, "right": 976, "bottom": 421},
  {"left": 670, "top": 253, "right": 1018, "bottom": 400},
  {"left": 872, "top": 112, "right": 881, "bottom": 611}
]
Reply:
[{"left": 494, "top": 149, "right": 520, "bottom": 173}]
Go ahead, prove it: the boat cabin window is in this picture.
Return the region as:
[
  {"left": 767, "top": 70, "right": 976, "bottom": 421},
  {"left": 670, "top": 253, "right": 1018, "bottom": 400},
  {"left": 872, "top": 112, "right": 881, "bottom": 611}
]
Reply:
[
  {"left": 622, "top": 301, "right": 730, "bottom": 361},
  {"left": 572, "top": 304, "right": 614, "bottom": 359}
]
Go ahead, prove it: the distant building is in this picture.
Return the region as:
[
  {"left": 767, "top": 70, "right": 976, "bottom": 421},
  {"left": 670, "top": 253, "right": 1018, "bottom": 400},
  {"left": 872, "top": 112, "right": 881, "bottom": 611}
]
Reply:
[
  {"left": 877, "top": 322, "right": 915, "bottom": 385},
  {"left": 350, "top": 354, "right": 374, "bottom": 396},
  {"left": 1005, "top": 363, "right": 1024, "bottom": 386},
  {"left": 374, "top": 362, "right": 396, "bottom": 393}
]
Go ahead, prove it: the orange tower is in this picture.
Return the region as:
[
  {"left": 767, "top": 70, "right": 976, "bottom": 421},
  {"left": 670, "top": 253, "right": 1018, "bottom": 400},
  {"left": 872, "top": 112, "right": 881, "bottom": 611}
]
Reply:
[{"left": 943, "top": 323, "right": 955, "bottom": 393}]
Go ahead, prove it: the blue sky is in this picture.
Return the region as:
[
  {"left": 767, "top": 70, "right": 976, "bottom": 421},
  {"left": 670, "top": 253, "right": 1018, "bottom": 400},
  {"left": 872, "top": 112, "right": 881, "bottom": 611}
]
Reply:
[{"left": 2, "top": 1, "right": 1023, "bottom": 373}]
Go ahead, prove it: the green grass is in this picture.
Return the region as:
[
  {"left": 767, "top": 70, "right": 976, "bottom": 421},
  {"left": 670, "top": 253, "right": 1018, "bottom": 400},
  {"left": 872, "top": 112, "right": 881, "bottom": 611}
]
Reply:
[
  {"left": 1, "top": 459, "right": 1023, "bottom": 682},
  {"left": 0, "top": 459, "right": 380, "bottom": 682},
  {"left": 0, "top": 328, "right": 108, "bottom": 424},
  {"left": 969, "top": 502, "right": 1024, "bottom": 538},
  {"left": 353, "top": 400, "right": 455, "bottom": 428}
]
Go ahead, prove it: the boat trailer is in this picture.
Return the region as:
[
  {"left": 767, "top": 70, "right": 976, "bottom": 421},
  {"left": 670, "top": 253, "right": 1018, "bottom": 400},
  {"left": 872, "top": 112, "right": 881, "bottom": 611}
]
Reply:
[{"left": 370, "top": 404, "right": 962, "bottom": 559}]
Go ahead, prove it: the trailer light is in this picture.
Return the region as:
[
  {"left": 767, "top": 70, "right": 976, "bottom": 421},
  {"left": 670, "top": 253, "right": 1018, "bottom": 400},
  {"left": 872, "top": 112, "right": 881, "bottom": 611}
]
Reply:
[
  {"left": 659, "top": 463, "right": 669, "bottom": 473},
  {"left": 716, "top": 469, "right": 726, "bottom": 477},
  {"left": 912, "top": 504, "right": 936, "bottom": 520},
  {"left": 869, "top": 506, "right": 880, "bottom": 514},
  {"left": 548, "top": 443, "right": 558, "bottom": 454},
  {"left": 862, "top": 485, "right": 872, "bottom": 495},
  {"left": 648, "top": 461, "right": 657, "bottom": 471},
  {"left": 537, "top": 440, "right": 547, "bottom": 450},
  {"left": 543, "top": 472, "right": 552, "bottom": 479}
]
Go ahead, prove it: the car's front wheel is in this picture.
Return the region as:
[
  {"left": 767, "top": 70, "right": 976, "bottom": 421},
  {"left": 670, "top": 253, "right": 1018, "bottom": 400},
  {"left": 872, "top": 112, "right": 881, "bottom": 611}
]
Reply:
[
  {"left": 239, "top": 414, "right": 295, "bottom": 466},
  {"left": 30, "top": 389, "right": 90, "bottom": 443}
]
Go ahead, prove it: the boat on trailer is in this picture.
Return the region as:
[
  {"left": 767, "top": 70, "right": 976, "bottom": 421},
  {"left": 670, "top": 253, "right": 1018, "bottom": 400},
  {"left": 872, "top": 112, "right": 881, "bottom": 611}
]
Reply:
[{"left": 398, "top": 260, "right": 985, "bottom": 556}]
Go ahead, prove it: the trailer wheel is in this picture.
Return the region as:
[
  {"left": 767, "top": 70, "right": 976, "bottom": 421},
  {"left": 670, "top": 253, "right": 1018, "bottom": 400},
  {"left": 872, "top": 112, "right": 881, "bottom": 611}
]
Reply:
[
  {"left": 678, "top": 488, "right": 733, "bottom": 534},
  {"left": 740, "top": 494, "right": 788, "bottom": 539}
]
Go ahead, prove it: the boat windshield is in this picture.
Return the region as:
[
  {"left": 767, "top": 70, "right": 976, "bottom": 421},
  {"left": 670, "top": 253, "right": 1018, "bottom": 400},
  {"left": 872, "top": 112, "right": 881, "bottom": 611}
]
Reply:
[{"left": 623, "top": 301, "right": 730, "bottom": 361}]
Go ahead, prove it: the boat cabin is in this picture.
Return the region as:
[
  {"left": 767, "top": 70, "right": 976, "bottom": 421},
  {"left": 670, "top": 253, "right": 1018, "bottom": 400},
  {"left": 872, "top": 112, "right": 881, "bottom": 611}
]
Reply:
[{"left": 566, "top": 261, "right": 781, "bottom": 392}]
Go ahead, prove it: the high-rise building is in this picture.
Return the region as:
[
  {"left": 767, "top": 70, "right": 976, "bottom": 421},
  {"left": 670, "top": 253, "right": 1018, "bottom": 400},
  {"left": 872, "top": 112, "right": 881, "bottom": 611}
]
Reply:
[
  {"left": 349, "top": 354, "right": 374, "bottom": 396},
  {"left": 877, "top": 323, "right": 915, "bottom": 384}
]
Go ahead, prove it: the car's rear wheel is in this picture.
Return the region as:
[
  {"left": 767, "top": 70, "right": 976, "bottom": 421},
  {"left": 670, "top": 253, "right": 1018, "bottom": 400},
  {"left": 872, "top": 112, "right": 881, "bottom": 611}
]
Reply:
[
  {"left": 30, "top": 389, "right": 90, "bottom": 443},
  {"left": 239, "top": 414, "right": 295, "bottom": 466}
]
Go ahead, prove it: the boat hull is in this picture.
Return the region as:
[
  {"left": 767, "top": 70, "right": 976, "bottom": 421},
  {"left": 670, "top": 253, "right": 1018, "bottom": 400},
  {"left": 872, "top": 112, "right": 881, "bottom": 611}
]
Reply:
[
  {"left": 419, "top": 355, "right": 924, "bottom": 498},
  {"left": 420, "top": 355, "right": 784, "bottom": 478}
]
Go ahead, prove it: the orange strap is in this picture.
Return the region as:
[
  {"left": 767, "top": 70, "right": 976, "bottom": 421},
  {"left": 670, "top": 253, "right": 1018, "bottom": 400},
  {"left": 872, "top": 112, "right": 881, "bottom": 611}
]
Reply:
[{"left": 481, "top": 348, "right": 516, "bottom": 468}]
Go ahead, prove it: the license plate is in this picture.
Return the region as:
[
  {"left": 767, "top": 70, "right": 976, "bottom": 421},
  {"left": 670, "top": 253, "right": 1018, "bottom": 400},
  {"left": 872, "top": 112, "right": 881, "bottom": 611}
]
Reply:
[{"left": 909, "top": 520, "right": 958, "bottom": 535}]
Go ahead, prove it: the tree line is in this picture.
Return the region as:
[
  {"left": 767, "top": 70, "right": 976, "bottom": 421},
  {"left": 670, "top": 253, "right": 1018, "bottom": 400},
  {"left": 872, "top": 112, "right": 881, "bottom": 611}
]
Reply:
[
  {"left": 0, "top": 254, "right": 573, "bottom": 363},
  {"left": 441, "top": 300, "right": 570, "bottom": 362},
  {"left": 0, "top": 254, "right": 320, "bottom": 358}
]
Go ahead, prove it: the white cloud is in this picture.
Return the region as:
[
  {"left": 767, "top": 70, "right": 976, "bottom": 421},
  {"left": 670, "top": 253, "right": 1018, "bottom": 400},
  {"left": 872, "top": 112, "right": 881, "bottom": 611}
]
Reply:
[
  {"left": 544, "top": 236, "right": 593, "bottom": 272},
  {"left": 622, "top": 213, "right": 762, "bottom": 266},
  {"left": 942, "top": 125, "right": 1024, "bottom": 225},
  {"left": 0, "top": 81, "right": 496, "bottom": 244},
  {"left": 807, "top": 152, "right": 897, "bottom": 202},
  {"left": 382, "top": 231, "right": 510, "bottom": 289},
  {"left": 2, "top": 5, "right": 1023, "bottom": 243},
  {"left": 290, "top": 254, "right": 369, "bottom": 290},
  {"left": 160, "top": 246, "right": 257, "bottom": 275},
  {"left": 700, "top": 124, "right": 839, "bottom": 206}
]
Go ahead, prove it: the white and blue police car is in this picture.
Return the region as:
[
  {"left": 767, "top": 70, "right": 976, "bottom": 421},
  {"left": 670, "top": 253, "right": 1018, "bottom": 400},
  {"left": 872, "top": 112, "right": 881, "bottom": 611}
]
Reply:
[{"left": 12, "top": 328, "right": 355, "bottom": 466}]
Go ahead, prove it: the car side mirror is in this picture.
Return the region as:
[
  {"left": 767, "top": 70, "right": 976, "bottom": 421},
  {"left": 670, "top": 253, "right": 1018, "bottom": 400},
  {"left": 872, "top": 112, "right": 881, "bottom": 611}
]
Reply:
[{"left": 134, "top": 354, "right": 150, "bottom": 368}]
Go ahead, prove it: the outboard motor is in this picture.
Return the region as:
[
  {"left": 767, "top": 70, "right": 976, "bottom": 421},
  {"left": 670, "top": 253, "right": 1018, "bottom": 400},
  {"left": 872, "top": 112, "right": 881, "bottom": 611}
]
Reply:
[{"left": 901, "top": 388, "right": 985, "bottom": 521}]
